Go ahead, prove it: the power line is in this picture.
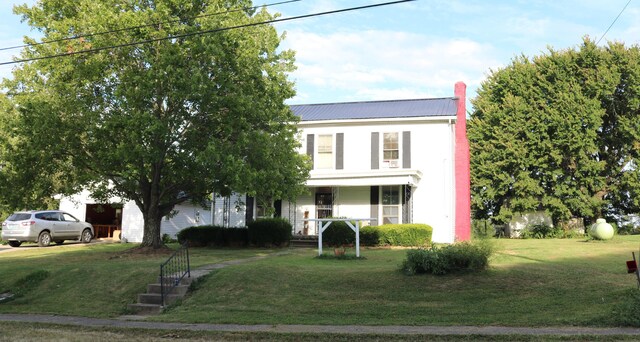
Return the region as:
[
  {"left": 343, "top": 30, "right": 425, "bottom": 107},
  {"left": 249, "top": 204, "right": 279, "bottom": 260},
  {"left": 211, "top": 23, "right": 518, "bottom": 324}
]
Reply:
[
  {"left": 0, "top": 0, "right": 301, "bottom": 52},
  {"left": 596, "top": 0, "right": 632, "bottom": 45},
  {"left": 0, "top": 0, "right": 414, "bottom": 66}
]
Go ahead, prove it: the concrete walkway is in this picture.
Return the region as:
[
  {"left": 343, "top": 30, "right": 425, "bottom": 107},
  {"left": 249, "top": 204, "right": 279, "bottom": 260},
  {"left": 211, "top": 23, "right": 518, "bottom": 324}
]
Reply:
[{"left": 1, "top": 313, "right": 640, "bottom": 336}]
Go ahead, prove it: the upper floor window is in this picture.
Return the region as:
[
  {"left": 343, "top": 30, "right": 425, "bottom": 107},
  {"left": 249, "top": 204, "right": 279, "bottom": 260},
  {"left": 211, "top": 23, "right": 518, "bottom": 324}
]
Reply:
[
  {"left": 317, "top": 134, "right": 333, "bottom": 169},
  {"left": 383, "top": 132, "right": 399, "bottom": 168}
]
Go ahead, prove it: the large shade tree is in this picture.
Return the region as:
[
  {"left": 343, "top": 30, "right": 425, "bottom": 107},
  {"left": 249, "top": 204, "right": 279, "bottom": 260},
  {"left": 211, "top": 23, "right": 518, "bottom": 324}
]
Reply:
[
  {"left": 0, "top": 0, "right": 310, "bottom": 248},
  {"left": 469, "top": 38, "right": 640, "bottom": 225}
]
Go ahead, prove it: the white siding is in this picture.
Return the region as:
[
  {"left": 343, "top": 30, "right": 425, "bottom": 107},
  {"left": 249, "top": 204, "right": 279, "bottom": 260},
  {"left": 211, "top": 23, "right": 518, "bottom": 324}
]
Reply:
[
  {"left": 211, "top": 194, "right": 247, "bottom": 227},
  {"left": 507, "top": 212, "right": 553, "bottom": 238},
  {"left": 58, "top": 190, "right": 91, "bottom": 221},
  {"left": 408, "top": 121, "right": 455, "bottom": 243},
  {"left": 121, "top": 201, "right": 143, "bottom": 242},
  {"left": 333, "top": 186, "right": 371, "bottom": 223},
  {"left": 287, "top": 192, "right": 314, "bottom": 234},
  {"left": 161, "top": 203, "right": 213, "bottom": 239},
  {"left": 299, "top": 119, "right": 456, "bottom": 243}
]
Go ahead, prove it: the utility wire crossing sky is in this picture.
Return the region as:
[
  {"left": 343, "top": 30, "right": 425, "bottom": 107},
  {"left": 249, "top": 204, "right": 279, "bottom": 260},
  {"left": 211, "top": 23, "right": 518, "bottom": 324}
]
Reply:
[{"left": 0, "top": 0, "right": 414, "bottom": 66}]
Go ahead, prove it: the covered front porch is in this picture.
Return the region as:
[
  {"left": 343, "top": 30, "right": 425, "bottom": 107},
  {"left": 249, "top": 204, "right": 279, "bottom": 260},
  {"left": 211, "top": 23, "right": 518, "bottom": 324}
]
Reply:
[{"left": 280, "top": 169, "right": 421, "bottom": 236}]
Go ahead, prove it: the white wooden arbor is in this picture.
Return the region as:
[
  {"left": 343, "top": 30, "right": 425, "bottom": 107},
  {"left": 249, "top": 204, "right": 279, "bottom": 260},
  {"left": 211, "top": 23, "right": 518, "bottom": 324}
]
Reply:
[{"left": 304, "top": 218, "right": 377, "bottom": 257}]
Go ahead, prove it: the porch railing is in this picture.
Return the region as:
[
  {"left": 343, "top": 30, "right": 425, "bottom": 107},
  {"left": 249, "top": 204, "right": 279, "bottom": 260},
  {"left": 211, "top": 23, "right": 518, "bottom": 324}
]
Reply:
[{"left": 160, "top": 243, "right": 190, "bottom": 306}]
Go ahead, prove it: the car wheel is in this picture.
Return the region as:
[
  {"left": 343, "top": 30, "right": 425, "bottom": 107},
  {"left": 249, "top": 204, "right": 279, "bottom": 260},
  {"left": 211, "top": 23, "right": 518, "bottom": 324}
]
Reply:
[
  {"left": 38, "top": 231, "right": 52, "bottom": 247},
  {"left": 54, "top": 240, "right": 64, "bottom": 245},
  {"left": 8, "top": 241, "right": 21, "bottom": 247},
  {"left": 81, "top": 229, "right": 93, "bottom": 243}
]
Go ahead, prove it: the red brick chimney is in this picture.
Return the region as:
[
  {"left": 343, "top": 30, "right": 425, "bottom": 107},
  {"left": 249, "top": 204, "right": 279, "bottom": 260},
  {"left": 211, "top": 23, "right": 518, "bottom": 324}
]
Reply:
[{"left": 454, "top": 82, "right": 471, "bottom": 241}]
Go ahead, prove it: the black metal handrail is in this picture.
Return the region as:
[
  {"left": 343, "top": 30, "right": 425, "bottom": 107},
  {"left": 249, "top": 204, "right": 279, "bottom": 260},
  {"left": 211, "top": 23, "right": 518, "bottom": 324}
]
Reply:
[{"left": 160, "top": 243, "right": 190, "bottom": 306}]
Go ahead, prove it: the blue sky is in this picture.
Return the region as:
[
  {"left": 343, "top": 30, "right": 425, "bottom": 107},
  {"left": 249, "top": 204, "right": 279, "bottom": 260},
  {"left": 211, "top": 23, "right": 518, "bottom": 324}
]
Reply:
[{"left": 1, "top": 0, "right": 639, "bottom": 108}]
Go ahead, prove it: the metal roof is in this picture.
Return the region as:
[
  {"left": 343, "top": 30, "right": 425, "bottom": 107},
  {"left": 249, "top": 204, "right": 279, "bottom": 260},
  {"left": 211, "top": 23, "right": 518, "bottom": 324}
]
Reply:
[{"left": 290, "top": 97, "right": 458, "bottom": 121}]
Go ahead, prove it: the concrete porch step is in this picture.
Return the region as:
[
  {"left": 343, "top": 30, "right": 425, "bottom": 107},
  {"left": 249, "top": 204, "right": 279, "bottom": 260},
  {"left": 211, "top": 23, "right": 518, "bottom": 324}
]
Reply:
[
  {"left": 147, "top": 283, "right": 189, "bottom": 296},
  {"left": 127, "top": 276, "right": 192, "bottom": 315},
  {"left": 156, "top": 276, "right": 194, "bottom": 286},
  {"left": 138, "top": 293, "right": 182, "bottom": 306},
  {"left": 290, "top": 235, "right": 319, "bottom": 248}
]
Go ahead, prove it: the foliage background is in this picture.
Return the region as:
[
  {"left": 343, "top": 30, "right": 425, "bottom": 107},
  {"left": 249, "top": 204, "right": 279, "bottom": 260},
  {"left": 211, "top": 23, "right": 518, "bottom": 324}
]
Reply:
[{"left": 469, "top": 38, "right": 640, "bottom": 225}]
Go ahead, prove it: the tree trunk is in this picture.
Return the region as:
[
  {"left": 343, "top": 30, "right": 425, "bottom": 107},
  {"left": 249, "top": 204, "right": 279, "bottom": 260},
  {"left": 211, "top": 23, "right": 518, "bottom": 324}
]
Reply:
[
  {"left": 139, "top": 185, "right": 165, "bottom": 249},
  {"left": 140, "top": 210, "right": 164, "bottom": 249}
]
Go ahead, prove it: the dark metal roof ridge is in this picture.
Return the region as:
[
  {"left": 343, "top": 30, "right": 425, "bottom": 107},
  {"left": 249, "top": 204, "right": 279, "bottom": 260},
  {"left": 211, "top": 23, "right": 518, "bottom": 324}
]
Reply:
[{"left": 289, "top": 96, "right": 457, "bottom": 107}]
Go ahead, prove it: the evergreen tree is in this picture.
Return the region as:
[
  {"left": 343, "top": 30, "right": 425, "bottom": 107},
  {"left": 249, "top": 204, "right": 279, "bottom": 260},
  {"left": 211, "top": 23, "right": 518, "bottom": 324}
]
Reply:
[{"left": 469, "top": 38, "right": 640, "bottom": 225}]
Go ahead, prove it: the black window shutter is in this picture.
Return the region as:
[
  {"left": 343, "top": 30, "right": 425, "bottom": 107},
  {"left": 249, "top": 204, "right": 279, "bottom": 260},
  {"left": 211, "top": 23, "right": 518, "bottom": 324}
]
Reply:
[
  {"left": 371, "top": 132, "right": 379, "bottom": 169},
  {"left": 336, "top": 133, "right": 344, "bottom": 170},
  {"left": 245, "top": 195, "right": 254, "bottom": 224},
  {"left": 370, "top": 186, "right": 379, "bottom": 226},
  {"left": 274, "top": 200, "right": 282, "bottom": 218},
  {"left": 403, "top": 131, "right": 411, "bottom": 168},
  {"left": 306, "top": 134, "right": 314, "bottom": 169}
]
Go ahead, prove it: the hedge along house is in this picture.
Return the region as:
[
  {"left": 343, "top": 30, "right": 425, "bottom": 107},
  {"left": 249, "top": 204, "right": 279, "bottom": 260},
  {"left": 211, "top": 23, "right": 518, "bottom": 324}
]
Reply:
[{"left": 59, "top": 82, "right": 471, "bottom": 244}]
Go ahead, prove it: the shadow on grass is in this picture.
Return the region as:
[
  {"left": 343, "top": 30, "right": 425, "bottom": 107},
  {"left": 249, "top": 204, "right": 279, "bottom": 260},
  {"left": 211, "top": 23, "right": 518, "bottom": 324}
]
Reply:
[{"left": 315, "top": 253, "right": 367, "bottom": 260}]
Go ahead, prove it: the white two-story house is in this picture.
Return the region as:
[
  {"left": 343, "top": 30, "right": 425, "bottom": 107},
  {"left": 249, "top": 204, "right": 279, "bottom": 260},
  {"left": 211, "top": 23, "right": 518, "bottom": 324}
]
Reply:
[{"left": 60, "top": 82, "right": 471, "bottom": 243}]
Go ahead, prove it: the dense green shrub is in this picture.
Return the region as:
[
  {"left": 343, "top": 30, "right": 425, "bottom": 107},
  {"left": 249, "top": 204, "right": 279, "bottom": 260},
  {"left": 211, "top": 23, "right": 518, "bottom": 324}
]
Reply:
[
  {"left": 520, "top": 224, "right": 583, "bottom": 239},
  {"left": 162, "top": 233, "right": 177, "bottom": 244},
  {"left": 401, "top": 240, "right": 494, "bottom": 275},
  {"left": 376, "top": 224, "right": 432, "bottom": 246},
  {"left": 318, "top": 223, "right": 431, "bottom": 247},
  {"left": 176, "top": 225, "right": 248, "bottom": 247},
  {"left": 520, "top": 224, "right": 562, "bottom": 239},
  {"left": 247, "top": 218, "right": 292, "bottom": 247},
  {"left": 360, "top": 226, "right": 380, "bottom": 246},
  {"left": 322, "top": 221, "right": 355, "bottom": 247},
  {"left": 617, "top": 224, "right": 640, "bottom": 235}
]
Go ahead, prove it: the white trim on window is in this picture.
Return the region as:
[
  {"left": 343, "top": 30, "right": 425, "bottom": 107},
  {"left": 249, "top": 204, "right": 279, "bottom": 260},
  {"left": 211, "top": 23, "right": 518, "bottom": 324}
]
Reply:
[
  {"left": 316, "top": 134, "right": 334, "bottom": 169},
  {"left": 380, "top": 185, "right": 401, "bottom": 224},
  {"left": 381, "top": 132, "right": 401, "bottom": 169}
]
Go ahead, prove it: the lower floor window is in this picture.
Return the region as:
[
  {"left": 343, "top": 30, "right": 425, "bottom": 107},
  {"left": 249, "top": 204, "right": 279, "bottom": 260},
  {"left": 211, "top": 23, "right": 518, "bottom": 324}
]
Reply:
[
  {"left": 381, "top": 186, "right": 400, "bottom": 224},
  {"left": 256, "top": 204, "right": 268, "bottom": 218}
]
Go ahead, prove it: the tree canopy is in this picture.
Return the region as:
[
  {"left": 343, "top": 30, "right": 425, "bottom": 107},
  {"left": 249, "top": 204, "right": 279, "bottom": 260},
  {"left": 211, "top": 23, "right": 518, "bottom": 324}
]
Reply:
[
  {"left": 0, "top": 0, "right": 310, "bottom": 248},
  {"left": 469, "top": 38, "right": 640, "bottom": 225}
]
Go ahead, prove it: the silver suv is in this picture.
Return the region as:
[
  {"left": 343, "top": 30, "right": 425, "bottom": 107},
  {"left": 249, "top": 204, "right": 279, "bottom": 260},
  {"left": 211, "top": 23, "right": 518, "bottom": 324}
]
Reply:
[{"left": 1, "top": 210, "right": 94, "bottom": 247}]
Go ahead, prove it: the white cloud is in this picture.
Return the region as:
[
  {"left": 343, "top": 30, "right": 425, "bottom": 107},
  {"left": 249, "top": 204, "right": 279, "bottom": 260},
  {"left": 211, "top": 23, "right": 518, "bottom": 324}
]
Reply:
[
  {"left": 618, "top": 8, "right": 640, "bottom": 45},
  {"left": 505, "top": 16, "right": 550, "bottom": 38},
  {"left": 284, "top": 29, "right": 501, "bottom": 103}
]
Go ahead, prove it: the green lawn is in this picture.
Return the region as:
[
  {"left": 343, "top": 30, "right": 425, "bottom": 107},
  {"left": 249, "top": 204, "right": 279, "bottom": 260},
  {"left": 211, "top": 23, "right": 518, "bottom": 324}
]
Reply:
[
  {"left": 156, "top": 237, "right": 640, "bottom": 326},
  {"left": 0, "top": 242, "right": 278, "bottom": 317},
  {"left": 1, "top": 237, "right": 640, "bottom": 327}
]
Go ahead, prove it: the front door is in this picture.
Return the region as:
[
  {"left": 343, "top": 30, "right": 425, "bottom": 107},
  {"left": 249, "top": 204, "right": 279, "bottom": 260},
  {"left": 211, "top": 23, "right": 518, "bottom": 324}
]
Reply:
[{"left": 315, "top": 191, "right": 333, "bottom": 220}]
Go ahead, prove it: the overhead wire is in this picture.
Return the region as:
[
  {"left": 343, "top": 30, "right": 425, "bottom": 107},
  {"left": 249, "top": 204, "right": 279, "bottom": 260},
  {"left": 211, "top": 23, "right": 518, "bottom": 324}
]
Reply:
[
  {"left": 596, "top": 0, "right": 632, "bottom": 45},
  {"left": 0, "top": 0, "right": 415, "bottom": 66},
  {"left": 0, "top": 0, "right": 302, "bottom": 52}
]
